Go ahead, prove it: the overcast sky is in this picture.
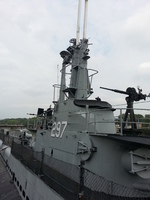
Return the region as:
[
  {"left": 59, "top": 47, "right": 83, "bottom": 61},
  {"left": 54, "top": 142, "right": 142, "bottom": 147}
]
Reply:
[{"left": 0, "top": 0, "right": 150, "bottom": 119}]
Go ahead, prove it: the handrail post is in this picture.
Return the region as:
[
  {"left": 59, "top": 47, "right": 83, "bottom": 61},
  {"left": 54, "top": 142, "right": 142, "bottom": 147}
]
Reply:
[
  {"left": 78, "top": 160, "right": 85, "bottom": 199},
  {"left": 120, "top": 109, "right": 123, "bottom": 135},
  {"left": 94, "top": 112, "right": 96, "bottom": 134},
  {"left": 86, "top": 105, "right": 89, "bottom": 133}
]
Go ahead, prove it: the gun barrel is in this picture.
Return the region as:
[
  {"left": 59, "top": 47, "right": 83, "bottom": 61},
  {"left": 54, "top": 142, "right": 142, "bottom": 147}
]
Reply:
[
  {"left": 100, "top": 87, "right": 127, "bottom": 95},
  {"left": 27, "top": 113, "right": 36, "bottom": 116}
]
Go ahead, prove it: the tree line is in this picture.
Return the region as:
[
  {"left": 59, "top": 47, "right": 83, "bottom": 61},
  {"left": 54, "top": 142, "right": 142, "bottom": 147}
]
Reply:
[{"left": 0, "top": 118, "right": 36, "bottom": 127}]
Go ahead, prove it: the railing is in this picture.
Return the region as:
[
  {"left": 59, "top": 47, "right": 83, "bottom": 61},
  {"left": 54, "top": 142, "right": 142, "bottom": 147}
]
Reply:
[
  {"left": 53, "top": 84, "right": 60, "bottom": 103},
  {"left": 115, "top": 108, "right": 150, "bottom": 135},
  {"left": 68, "top": 107, "right": 150, "bottom": 136},
  {"left": 69, "top": 108, "right": 119, "bottom": 134},
  {"left": 1, "top": 132, "right": 150, "bottom": 199}
]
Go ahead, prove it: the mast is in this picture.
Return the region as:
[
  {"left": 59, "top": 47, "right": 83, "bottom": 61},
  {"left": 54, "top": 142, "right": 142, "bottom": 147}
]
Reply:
[
  {"left": 59, "top": 63, "right": 66, "bottom": 102},
  {"left": 72, "top": 0, "right": 90, "bottom": 99},
  {"left": 76, "top": 0, "right": 81, "bottom": 45},
  {"left": 83, "top": 0, "right": 88, "bottom": 39},
  {"left": 60, "top": 0, "right": 91, "bottom": 100},
  {"left": 76, "top": 0, "right": 89, "bottom": 43}
]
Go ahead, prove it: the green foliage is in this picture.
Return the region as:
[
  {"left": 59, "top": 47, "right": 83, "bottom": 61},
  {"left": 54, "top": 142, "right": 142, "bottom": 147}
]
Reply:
[
  {"left": 145, "top": 114, "right": 150, "bottom": 118},
  {"left": 118, "top": 113, "right": 150, "bottom": 127},
  {"left": 118, "top": 114, "right": 146, "bottom": 120},
  {"left": 0, "top": 117, "right": 39, "bottom": 128},
  {"left": 0, "top": 118, "right": 28, "bottom": 127},
  {"left": 134, "top": 114, "right": 144, "bottom": 119}
]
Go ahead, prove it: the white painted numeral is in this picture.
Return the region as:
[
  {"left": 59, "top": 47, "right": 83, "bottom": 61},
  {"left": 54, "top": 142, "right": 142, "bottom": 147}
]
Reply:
[
  {"left": 55, "top": 121, "right": 61, "bottom": 138},
  {"left": 60, "top": 121, "right": 67, "bottom": 138},
  {"left": 51, "top": 121, "right": 67, "bottom": 138},
  {"left": 51, "top": 122, "right": 56, "bottom": 137}
]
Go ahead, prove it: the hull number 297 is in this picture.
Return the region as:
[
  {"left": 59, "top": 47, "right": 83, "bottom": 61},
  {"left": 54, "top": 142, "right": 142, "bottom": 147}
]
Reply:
[{"left": 51, "top": 121, "right": 67, "bottom": 138}]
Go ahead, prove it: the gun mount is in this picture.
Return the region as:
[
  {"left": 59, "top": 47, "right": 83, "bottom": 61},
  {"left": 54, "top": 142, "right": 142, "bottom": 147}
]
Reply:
[{"left": 100, "top": 86, "right": 148, "bottom": 130}]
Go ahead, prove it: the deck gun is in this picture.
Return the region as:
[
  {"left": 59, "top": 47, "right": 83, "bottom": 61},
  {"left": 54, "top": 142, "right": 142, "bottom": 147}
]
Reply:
[{"left": 100, "top": 86, "right": 148, "bottom": 130}]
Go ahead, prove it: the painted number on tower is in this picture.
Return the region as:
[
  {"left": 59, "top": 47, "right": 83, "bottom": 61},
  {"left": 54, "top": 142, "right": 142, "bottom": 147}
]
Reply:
[{"left": 51, "top": 121, "right": 67, "bottom": 138}]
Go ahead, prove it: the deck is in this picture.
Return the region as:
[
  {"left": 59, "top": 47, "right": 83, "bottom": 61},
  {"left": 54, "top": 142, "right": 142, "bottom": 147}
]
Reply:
[{"left": 0, "top": 155, "right": 21, "bottom": 200}]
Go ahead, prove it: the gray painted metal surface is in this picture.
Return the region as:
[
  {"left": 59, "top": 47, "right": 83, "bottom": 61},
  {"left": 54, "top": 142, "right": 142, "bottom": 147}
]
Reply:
[{"left": 0, "top": 1, "right": 150, "bottom": 199}]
